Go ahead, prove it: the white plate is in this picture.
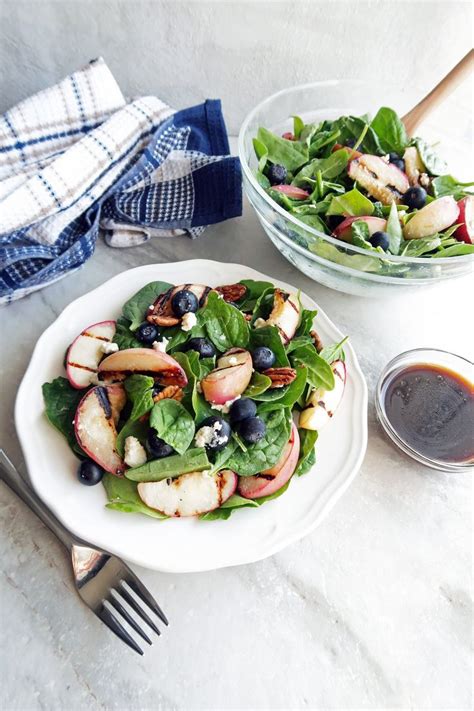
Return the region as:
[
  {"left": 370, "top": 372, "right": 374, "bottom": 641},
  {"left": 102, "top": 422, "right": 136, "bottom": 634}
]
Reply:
[{"left": 15, "top": 260, "right": 367, "bottom": 573}]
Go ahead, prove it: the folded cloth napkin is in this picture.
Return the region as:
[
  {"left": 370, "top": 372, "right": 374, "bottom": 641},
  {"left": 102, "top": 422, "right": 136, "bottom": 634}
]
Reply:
[{"left": 0, "top": 58, "right": 241, "bottom": 304}]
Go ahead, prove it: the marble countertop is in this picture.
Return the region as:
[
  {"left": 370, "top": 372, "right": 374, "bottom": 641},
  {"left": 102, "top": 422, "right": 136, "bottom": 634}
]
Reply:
[{"left": 1, "top": 194, "right": 472, "bottom": 710}]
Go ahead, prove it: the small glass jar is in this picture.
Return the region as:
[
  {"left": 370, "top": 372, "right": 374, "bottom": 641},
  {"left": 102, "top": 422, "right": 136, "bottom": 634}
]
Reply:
[{"left": 375, "top": 348, "right": 473, "bottom": 473}]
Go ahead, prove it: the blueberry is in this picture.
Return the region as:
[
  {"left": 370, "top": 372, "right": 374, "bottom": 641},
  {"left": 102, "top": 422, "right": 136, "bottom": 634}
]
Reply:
[
  {"left": 171, "top": 289, "right": 199, "bottom": 317},
  {"left": 152, "top": 383, "right": 163, "bottom": 398},
  {"left": 403, "top": 186, "right": 427, "bottom": 210},
  {"left": 229, "top": 398, "right": 257, "bottom": 425},
  {"left": 77, "top": 459, "right": 104, "bottom": 486},
  {"left": 238, "top": 416, "right": 266, "bottom": 444},
  {"left": 182, "top": 337, "right": 216, "bottom": 359},
  {"left": 267, "top": 163, "right": 287, "bottom": 186},
  {"left": 345, "top": 139, "right": 356, "bottom": 148},
  {"left": 196, "top": 416, "right": 231, "bottom": 452},
  {"left": 251, "top": 346, "right": 276, "bottom": 371},
  {"left": 369, "top": 231, "right": 390, "bottom": 250},
  {"left": 146, "top": 430, "right": 174, "bottom": 459},
  {"left": 390, "top": 157, "right": 405, "bottom": 171},
  {"left": 326, "top": 215, "right": 346, "bottom": 232},
  {"left": 136, "top": 322, "right": 159, "bottom": 345}
]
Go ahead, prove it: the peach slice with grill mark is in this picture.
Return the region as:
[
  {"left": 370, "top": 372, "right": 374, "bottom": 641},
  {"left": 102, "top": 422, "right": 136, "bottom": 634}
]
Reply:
[
  {"left": 66, "top": 320, "right": 116, "bottom": 389},
  {"left": 201, "top": 348, "right": 253, "bottom": 405},
  {"left": 98, "top": 348, "right": 187, "bottom": 387},
  {"left": 137, "top": 469, "right": 238, "bottom": 517},
  {"left": 454, "top": 196, "right": 474, "bottom": 244},
  {"left": 74, "top": 384, "right": 126, "bottom": 475},
  {"left": 348, "top": 154, "right": 409, "bottom": 204},
  {"left": 299, "top": 360, "right": 346, "bottom": 431}
]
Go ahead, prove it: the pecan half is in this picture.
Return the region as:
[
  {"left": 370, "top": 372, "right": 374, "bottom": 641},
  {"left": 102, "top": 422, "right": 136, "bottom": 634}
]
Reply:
[
  {"left": 153, "top": 385, "right": 184, "bottom": 403},
  {"left": 215, "top": 283, "right": 247, "bottom": 303},
  {"left": 310, "top": 329, "right": 323, "bottom": 353},
  {"left": 263, "top": 367, "right": 297, "bottom": 388}
]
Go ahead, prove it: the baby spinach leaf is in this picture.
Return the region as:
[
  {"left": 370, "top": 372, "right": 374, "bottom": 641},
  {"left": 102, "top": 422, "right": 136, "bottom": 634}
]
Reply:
[
  {"left": 290, "top": 345, "right": 335, "bottom": 390},
  {"left": 400, "top": 236, "right": 441, "bottom": 257},
  {"left": 226, "top": 408, "right": 292, "bottom": 476},
  {"left": 238, "top": 279, "right": 274, "bottom": 310},
  {"left": 126, "top": 448, "right": 209, "bottom": 481},
  {"left": 326, "top": 189, "right": 375, "bottom": 217},
  {"left": 386, "top": 201, "right": 403, "bottom": 254},
  {"left": 286, "top": 335, "right": 313, "bottom": 353},
  {"left": 255, "top": 170, "right": 271, "bottom": 188},
  {"left": 295, "top": 309, "right": 317, "bottom": 337},
  {"left": 319, "top": 336, "right": 348, "bottom": 363},
  {"left": 294, "top": 429, "right": 318, "bottom": 476},
  {"left": 114, "top": 316, "right": 143, "bottom": 350},
  {"left": 42, "top": 377, "right": 85, "bottom": 457},
  {"left": 308, "top": 128, "right": 341, "bottom": 157},
  {"left": 250, "top": 287, "right": 275, "bottom": 322},
  {"left": 200, "top": 494, "right": 259, "bottom": 521},
  {"left": 258, "top": 366, "right": 308, "bottom": 411},
  {"left": 336, "top": 116, "right": 381, "bottom": 154},
  {"left": 370, "top": 107, "right": 408, "bottom": 155},
  {"left": 432, "top": 243, "right": 474, "bottom": 257},
  {"left": 150, "top": 399, "right": 195, "bottom": 455},
  {"left": 125, "top": 374, "right": 154, "bottom": 421},
  {"left": 244, "top": 372, "right": 272, "bottom": 398},
  {"left": 293, "top": 150, "right": 348, "bottom": 186},
  {"left": 256, "top": 127, "right": 309, "bottom": 171},
  {"left": 253, "top": 137, "right": 268, "bottom": 172},
  {"left": 207, "top": 440, "right": 238, "bottom": 475},
  {"left": 116, "top": 418, "right": 149, "bottom": 458},
  {"left": 292, "top": 115, "right": 305, "bottom": 139},
  {"left": 291, "top": 213, "right": 328, "bottom": 234},
  {"left": 122, "top": 281, "right": 173, "bottom": 331},
  {"left": 200, "top": 291, "right": 249, "bottom": 351},
  {"left": 431, "top": 175, "right": 474, "bottom": 199},
  {"left": 103, "top": 473, "right": 167, "bottom": 519},
  {"left": 249, "top": 325, "right": 289, "bottom": 366},
  {"left": 413, "top": 138, "right": 447, "bottom": 176}
]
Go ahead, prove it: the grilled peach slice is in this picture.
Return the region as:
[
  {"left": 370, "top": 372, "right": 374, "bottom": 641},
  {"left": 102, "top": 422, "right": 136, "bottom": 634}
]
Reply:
[
  {"left": 299, "top": 360, "right": 346, "bottom": 430},
  {"left": 137, "top": 469, "right": 237, "bottom": 517},
  {"left": 403, "top": 196, "right": 460, "bottom": 240},
  {"left": 66, "top": 320, "right": 116, "bottom": 389},
  {"left": 254, "top": 289, "right": 301, "bottom": 344},
  {"left": 74, "top": 385, "right": 126, "bottom": 475},
  {"left": 348, "top": 154, "right": 409, "bottom": 204},
  {"left": 201, "top": 348, "right": 253, "bottom": 405},
  {"left": 238, "top": 423, "right": 300, "bottom": 499},
  {"left": 454, "top": 196, "right": 474, "bottom": 244},
  {"left": 98, "top": 348, "right": 187, "bottom": 386}
]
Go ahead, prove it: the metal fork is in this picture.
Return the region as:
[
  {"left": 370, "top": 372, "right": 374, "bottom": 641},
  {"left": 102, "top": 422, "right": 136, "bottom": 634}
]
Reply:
[{"left": 0, "top": 450, "right": 168, "bottom": 654}]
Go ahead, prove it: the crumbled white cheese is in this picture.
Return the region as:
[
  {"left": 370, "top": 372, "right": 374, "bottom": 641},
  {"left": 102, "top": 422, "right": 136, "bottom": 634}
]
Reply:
[
  {"left": 195, "top": 420, "right": 227, "bottom": 448},
  {"left": 254, "top": 318, "right": 266, "bottom": 328},
  {"left": 210, "top": 395, "right": 240, "bottom": 414},
  {"left": 101, "top": 341, "right": 119, "bottom": 354},
  {"left": 148, "top": 304, "right": 155, "bottom": 311},
  {"left": 124, "top": 437, "right": 147, "bottom": 468},
  {"left": 382, "top": 154, "right": 390, "bottom": 163},
  {"left": 181, "top": 312, "right": 197, "bottom": 331},
  {"left": 152, "top": 337, "right": 169, "bottom": 353}
]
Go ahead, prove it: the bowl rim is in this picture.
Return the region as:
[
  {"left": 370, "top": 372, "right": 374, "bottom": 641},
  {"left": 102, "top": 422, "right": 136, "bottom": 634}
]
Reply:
[
  {"left": 238, "top": 80, "right": 473, "bottom": 267},
  {"left": 375, "top": 347, "right": 474, "bottom": 473}
]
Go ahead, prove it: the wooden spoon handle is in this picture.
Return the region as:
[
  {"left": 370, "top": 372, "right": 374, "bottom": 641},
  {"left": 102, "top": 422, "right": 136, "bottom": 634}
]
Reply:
[{"left": 402, "top": 49, "right": 474, "bottom": 136}]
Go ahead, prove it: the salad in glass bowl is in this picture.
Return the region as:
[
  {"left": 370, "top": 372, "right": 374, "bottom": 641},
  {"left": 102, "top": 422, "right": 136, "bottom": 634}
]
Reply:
[
  {"left": 253, "top": 105, "right": 474, "bottom": 259},
  {"left": 42, "top": 279, "right": 347, "bottom": 521}
]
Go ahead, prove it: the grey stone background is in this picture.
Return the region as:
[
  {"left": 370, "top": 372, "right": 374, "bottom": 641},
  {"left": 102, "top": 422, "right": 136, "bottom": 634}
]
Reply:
[{"left": 0, "top": 0, "right": 472, "bottom": 133}]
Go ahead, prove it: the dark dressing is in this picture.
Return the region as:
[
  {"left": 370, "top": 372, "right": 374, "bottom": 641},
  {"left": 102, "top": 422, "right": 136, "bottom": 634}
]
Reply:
[{"left": 384, "top": 364, "right": 474, "bottom": 464}]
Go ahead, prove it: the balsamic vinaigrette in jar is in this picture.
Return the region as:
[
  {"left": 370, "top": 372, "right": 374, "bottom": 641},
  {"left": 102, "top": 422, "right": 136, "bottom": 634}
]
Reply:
[{"left": 384, "top": 364, "right": 474, "bottom": 464}]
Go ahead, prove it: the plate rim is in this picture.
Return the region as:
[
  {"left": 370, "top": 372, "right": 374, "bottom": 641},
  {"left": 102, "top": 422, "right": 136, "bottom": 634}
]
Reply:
[{"left": 15, "top": 259, "right": 368, "bottom": 572}]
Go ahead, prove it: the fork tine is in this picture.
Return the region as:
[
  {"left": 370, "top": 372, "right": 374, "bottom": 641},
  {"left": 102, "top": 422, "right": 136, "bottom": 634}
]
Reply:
[
  {"left": 109, "top": 593, "right": 152, "bottom": 646},
  {"left": 119, "top": 584, "right": 161, "bottom": 636},
  {"left": 124, "top": 576, "right": 169, "bottom": 626},
  {"left": 97, "top": 604, "right": 143, "bottom": 655}
]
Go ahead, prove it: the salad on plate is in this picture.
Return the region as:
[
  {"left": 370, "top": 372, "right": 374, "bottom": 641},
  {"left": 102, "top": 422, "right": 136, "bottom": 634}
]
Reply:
[
  {"left": 253, "top": 106, "right": 474, "bottom": 259},
  {"left": 42, "top": 279, "right": 347, "bottom": 520}
]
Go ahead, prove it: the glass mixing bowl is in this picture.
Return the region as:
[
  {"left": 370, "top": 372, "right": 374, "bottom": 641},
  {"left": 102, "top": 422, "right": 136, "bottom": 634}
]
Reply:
[{"left": 238, "top": 81, "right": 473, "bottom": 297}]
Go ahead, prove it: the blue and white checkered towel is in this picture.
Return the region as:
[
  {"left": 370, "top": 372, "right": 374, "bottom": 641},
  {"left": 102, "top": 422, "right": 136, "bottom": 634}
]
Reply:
[{"left": 0, "top": 58, "right": 242, "bottom": 304}]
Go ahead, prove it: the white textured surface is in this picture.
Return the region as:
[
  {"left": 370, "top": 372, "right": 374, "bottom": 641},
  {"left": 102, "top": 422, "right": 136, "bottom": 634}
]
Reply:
[{"left": 0, "top": 0, "right": 472, "bottom": 134}]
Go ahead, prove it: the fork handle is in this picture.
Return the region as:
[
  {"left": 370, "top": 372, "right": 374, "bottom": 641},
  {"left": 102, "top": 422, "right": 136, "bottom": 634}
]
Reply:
[{"left": 0, "top": 450, "right": 75, "bottom": 550}]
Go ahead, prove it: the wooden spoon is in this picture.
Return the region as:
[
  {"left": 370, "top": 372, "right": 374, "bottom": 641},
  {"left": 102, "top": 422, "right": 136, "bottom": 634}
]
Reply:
[{"left": 402, "top": 49, "right": 474, "bottom": 136}]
